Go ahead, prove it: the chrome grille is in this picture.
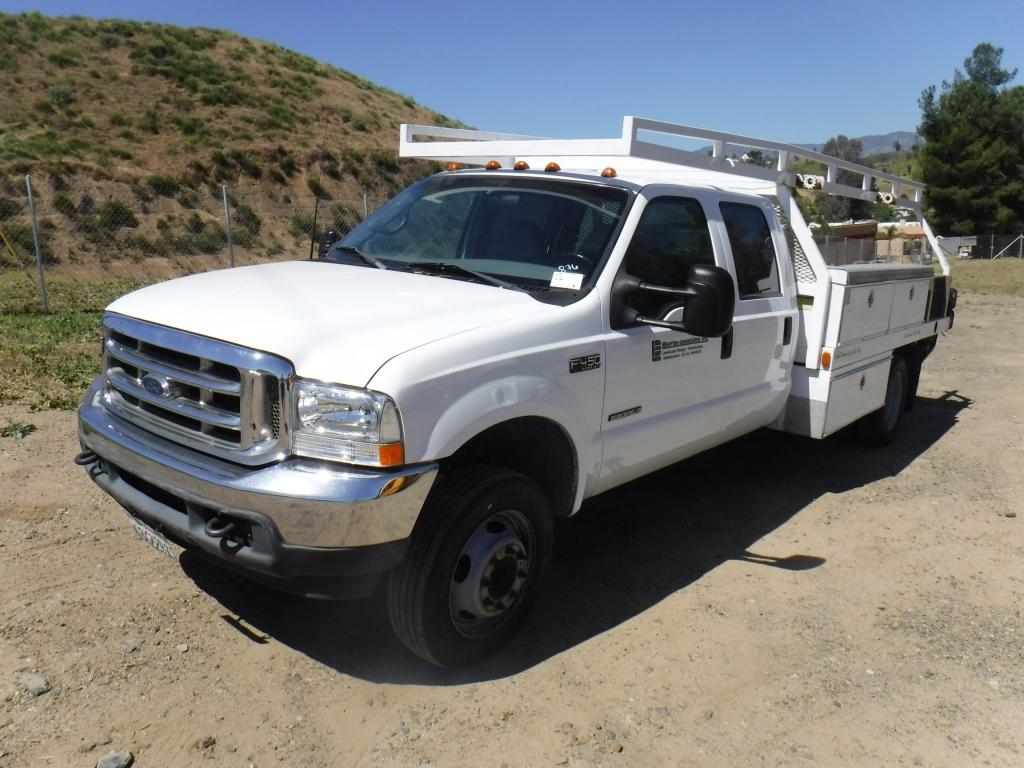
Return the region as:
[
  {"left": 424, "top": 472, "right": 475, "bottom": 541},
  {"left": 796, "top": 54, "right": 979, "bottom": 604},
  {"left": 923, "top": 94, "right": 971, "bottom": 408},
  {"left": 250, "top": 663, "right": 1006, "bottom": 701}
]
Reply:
[{"left": 101, "top": 313, "right": 292, "bottom": 465}]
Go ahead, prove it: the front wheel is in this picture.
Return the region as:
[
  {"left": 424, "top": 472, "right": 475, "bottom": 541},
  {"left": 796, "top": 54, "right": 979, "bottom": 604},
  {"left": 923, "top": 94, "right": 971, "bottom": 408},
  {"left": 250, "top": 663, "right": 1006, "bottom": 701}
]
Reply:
[
  {"left": 856, "top": 356, "right": 909, "bottom": 446},
  {"left": 387, "top": 465, "right": 553, "bottom": 668}
]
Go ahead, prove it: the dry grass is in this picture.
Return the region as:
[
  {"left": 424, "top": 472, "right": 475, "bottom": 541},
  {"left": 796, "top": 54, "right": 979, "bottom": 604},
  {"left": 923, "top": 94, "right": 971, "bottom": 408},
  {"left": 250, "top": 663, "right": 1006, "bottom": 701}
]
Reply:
[{"left": 949, "top": 258, "right": 1024, "bottom": 297}]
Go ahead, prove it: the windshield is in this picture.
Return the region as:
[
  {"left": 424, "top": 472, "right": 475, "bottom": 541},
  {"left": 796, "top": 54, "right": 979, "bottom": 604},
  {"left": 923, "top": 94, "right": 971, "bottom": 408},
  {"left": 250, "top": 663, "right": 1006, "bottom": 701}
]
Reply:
[{"left": 337, "top": 175, "right": 631, "bottom": 297}]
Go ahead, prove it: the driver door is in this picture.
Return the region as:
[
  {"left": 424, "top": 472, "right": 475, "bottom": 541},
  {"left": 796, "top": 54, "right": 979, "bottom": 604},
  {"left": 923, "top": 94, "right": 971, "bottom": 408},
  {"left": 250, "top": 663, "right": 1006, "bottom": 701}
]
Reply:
[{"left": 597, "top": 191, "right": 738, "bottom": 492}]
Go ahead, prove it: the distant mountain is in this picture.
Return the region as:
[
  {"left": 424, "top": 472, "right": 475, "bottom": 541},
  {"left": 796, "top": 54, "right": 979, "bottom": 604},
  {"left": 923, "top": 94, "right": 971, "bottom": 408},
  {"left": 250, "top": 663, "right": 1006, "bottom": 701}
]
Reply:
[{"left": 799, "top": 131, "right": 921, "bottom": 156}]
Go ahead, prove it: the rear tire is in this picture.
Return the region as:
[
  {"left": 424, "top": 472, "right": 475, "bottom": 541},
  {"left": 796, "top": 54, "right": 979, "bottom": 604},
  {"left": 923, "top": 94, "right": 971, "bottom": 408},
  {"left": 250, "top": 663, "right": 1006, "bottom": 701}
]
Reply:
[
  {"left": 856, "top": 356, "right": 909, "bottom": 446},
  {"left": 387, "top": 465, "right": 553, "bottom": 668}
]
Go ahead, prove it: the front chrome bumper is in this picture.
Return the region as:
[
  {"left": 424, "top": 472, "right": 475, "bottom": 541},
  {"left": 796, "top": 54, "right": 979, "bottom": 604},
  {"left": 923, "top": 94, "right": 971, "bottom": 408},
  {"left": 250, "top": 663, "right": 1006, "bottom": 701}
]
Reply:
[{"left": 78, "top": 376, "right": 438, "bottom": 549}]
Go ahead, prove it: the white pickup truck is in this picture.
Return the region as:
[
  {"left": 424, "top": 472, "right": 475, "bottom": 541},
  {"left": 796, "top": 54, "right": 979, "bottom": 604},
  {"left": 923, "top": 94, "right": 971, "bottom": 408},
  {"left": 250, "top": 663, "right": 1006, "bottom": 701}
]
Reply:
[{"left": 77, "top": 118, "right": 956, "bottom": 667}]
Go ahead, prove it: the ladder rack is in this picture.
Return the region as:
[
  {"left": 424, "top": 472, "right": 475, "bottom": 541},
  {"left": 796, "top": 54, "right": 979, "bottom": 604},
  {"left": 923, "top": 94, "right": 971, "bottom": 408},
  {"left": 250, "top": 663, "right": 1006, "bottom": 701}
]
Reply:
[{"left": 400, "top": 116, "right": 926, "bottom": 208}]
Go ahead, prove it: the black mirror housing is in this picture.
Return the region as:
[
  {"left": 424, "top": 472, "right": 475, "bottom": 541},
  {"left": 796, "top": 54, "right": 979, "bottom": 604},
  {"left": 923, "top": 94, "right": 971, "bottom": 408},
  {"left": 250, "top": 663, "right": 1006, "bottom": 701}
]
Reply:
[
  {"left": 677, "top": 264, "right": 735, "bottom": 338},
  {"left": 318, "top": 229, "right": 340, "bottom": 258}
]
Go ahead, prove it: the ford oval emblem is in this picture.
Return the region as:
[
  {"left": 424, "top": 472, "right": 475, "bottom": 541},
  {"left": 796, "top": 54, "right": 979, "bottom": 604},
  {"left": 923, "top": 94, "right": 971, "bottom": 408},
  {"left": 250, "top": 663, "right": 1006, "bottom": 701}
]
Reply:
[{"left": 142, "top": 374, "right": 171, "bottom": 398}]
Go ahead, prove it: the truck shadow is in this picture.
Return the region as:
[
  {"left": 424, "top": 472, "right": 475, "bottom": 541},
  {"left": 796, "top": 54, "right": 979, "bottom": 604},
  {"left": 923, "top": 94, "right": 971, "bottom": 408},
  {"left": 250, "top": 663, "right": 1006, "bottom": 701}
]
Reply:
[{"left": 181, "top": 390, "right": 971, "bottom": 685}]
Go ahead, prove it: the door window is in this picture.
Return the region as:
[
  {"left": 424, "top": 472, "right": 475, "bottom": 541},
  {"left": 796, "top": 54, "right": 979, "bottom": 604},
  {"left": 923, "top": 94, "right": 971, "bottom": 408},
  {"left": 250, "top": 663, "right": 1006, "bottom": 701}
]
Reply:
[
  {"left": 720, "top": 202, "right": 781, "bottom": 299},
  {"left": 624, "top": 197, "right": 714, "bottom": 315}
]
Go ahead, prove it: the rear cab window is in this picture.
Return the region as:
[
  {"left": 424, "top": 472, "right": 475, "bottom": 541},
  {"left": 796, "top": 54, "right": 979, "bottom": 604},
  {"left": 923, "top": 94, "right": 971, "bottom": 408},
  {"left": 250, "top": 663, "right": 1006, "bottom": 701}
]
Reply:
[{"left": 719, "top": 202, "right": 781, "bottom": 299}]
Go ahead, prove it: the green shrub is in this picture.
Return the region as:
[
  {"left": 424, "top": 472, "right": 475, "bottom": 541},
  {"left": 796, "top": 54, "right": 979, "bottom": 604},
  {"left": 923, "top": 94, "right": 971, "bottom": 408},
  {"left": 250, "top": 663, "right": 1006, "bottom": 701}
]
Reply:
[
  {"left": 185, "top": 212, "right": 205, "bottom": 234},
  {"left": 193, "top": 223, "right": 227, "bottom": 254},
  {"left": 0, "top": 197, "right": 22, "bottom": 220},
  {"left": 233, "top": 202, "right": 261, "bottom": 235},
  {"left": 279, "top": 153, "right": 297, "bottom": 176},
  {"left": 97, "top": 200, "right": 138, "bottom": 230},
  {"left": 147, "top": 174, "right": 180, "bottom": 196},
  {"left": 48, "top": 84, "right": 74, "bottom": 109},
  {"left": 320, "top": 149, "right": 341, "bottom": 179},
  {"left": 289, "top": 213, "right": 319, "bottom": 241},
  {"left": 200, "top": 82, "right": 253, "bottom": 107},
  {"left": 174, "top": 116, "right": 203, "bottom": 136},
  {"left": 47, "top": 49, "right": 79, "bottom": 68},
  {"left": 371, "top": 149, "right": 400, "bottom": 174},
  {"left": 98, "top": 32, "right": 121, "bottom": 50},
  {"left": 109, "top": 111, "right": 131, "bottom": 127},
  {"left": 141, "top": 107, "right": 160, "bottom": 134},
  {"left": 307, "top": 178, "right": 331, "bottom": 200},
  {"left": 52, "top": 192, "right": 76, "bottom": 217},
  {"left": 228, "top": 150, "right": 262, "bottom": 179}
]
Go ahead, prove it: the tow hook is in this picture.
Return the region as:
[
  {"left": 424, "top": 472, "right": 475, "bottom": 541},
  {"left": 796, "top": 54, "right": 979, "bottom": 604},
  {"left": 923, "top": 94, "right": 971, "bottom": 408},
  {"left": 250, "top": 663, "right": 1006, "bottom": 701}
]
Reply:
[
  {"left": 73, "top": 449, "right": 99, "bottom": 466},
  {"left": 204, "top": 515, "right": 237, "bottom": 539}
]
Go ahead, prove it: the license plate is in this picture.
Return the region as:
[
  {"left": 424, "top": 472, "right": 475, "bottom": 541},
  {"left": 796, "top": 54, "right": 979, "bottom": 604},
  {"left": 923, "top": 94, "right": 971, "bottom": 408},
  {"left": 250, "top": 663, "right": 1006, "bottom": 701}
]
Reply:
[{"left": 128, "top": 516, "right": 177, "bottom": 559}]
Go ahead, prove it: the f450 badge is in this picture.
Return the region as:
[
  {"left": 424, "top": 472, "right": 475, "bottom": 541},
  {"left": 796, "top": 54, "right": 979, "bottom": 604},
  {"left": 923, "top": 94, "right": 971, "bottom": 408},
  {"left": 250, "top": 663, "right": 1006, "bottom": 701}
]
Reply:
[{"left": 569, "top": 353, "right": 601, "bottom": 374}]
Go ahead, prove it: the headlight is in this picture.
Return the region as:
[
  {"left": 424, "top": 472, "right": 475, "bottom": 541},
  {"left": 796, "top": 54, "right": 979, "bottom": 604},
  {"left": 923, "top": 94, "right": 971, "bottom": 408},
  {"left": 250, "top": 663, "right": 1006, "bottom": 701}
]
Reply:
[{"left": 292, "top": 380, "right": 404, "bottom": 467}]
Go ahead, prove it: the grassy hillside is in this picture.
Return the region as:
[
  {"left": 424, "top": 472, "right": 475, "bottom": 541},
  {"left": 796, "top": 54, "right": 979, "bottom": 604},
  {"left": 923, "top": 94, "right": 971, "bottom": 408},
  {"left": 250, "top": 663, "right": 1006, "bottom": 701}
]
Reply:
[{"left": 0, "top": 12, "right": 454, "bottom": 270}]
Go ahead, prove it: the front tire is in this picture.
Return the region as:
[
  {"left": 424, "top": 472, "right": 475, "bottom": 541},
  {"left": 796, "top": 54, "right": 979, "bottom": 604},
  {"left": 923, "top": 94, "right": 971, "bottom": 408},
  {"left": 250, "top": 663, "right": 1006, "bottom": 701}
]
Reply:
[
  {"left": 387, "top": 465, "right": 553, "bottom": 668},
  {"left": 856, "top": 355, "right": 909, "bottom": 446}
]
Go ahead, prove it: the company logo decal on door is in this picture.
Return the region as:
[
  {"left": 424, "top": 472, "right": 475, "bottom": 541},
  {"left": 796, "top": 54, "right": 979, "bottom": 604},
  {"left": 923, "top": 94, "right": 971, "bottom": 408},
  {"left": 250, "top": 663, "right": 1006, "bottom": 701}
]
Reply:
[{"left": 651, "top": 337, "right": 707, "bottom": 362}]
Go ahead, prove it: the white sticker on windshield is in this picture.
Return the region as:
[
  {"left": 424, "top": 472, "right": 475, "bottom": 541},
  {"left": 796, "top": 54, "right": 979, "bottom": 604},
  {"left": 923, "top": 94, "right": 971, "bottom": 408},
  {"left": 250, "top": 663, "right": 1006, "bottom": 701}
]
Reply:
[{"left": 550, "top": 271, "right": 584, "bottom": 290}]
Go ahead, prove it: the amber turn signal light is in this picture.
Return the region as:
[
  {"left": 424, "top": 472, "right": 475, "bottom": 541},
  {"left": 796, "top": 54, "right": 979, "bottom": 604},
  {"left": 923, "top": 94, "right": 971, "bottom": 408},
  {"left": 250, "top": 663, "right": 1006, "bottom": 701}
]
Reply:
[
  {"left": 820, "top": 351, "right": 832, "bottom": 369},
  {"left": 378, "top": 443, "right": 405, "bottom": 467}
]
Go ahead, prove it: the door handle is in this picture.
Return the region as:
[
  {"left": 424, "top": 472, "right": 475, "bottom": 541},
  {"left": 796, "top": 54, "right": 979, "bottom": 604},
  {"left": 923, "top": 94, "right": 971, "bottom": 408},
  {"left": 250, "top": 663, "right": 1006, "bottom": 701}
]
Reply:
[
  {"left": 720, "top": 327, "right": 734, "bottom": 359},
  {"left": 783, "top": 316, "right": 793, "bottom": 345}
]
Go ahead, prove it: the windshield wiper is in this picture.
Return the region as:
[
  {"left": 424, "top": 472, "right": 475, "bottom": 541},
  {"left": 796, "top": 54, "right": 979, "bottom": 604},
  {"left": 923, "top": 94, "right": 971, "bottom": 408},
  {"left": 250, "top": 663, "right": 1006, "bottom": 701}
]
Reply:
[
  {"left": 326, "top": 244, "right": 388, "bottom": 270},
  {"left": 410, "top": 261, "right": 522, "bottom": 291}
]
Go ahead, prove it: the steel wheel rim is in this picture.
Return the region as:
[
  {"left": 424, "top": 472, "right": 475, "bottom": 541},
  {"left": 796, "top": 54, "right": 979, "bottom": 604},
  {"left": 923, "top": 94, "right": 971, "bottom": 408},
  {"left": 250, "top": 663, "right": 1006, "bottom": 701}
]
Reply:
[
  {"left": 883, "top": 365, "right": 906, "bottom": 432},
  {"left": 449, "top": 509, "right": 535, "bottom": 639}
]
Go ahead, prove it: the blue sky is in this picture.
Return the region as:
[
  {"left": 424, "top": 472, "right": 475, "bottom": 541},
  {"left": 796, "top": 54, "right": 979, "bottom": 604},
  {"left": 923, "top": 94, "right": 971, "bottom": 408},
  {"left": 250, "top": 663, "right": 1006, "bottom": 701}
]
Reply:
[{"left": 1, "top": 0, "right": 1020, "bottom": 143}]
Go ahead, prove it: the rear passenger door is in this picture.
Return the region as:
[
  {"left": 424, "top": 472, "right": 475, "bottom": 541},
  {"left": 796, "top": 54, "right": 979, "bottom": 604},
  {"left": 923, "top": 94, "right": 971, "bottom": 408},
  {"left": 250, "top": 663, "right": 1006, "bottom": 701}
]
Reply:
[{"left": 714, "top": 198, "right": 797, "bottom": 429}]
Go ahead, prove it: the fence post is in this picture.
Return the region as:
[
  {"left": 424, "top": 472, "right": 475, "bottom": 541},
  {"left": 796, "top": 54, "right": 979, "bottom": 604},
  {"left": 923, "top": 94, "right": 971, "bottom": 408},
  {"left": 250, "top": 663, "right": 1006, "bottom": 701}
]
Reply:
[
  {"left": 24, "top": 174, "right": 49, "bottom": 314},
  {"left": 362, "top": 193, "right": 369, "bottom": 219},
  {"left": 990, "top": 233, "right": 994, "bottom": 259},
  {"left": 221, "top": 185, "right": 235, "bottom": 269}
]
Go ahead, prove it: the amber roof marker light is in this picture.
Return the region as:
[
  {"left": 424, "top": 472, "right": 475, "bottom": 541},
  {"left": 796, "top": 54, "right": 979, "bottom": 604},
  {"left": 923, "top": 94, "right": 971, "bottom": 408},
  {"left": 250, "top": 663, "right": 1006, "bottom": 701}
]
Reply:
[
  {"left": 545, "top": 162, "right": 561, "bottom": 172},
  {"left": 601, "top": 167, "right": 617, "bottom": 178},
  {"left": 485, "top": 160, "right": 502, "bottom": 170},
  {"left": 513, "top": 161, "right": 529, "bottom": 170},
  {"left": 446, "top": 162, "right": 462, "bottom": 171}
]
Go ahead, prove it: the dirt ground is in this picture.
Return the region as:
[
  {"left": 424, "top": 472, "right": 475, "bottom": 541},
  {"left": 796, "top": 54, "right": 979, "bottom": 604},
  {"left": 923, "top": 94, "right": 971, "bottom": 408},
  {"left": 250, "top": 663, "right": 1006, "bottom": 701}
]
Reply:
[{"left": 1, "top": 292, "right": 1022, "bottom": 768}]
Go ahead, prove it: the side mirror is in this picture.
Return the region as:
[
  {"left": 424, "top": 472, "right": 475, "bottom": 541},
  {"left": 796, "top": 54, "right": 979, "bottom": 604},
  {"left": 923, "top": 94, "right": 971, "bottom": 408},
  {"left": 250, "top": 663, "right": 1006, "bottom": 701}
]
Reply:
[
  {"left": 318, "top": 229, "right": 340, "bottom": 258},
  {"left": 626, "top": 264, "right": 735, "bottom": 338},
  {"left": 674, "top": 264, "right": 735, "bottom": 338}
]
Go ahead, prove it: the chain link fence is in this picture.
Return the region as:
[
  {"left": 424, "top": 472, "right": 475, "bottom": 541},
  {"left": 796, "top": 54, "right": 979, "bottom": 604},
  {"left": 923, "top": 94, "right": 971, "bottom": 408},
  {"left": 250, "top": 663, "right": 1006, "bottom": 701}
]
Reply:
[
  {"left": 3, "top": 170, "right": 1022, "bottom": 315},
  {"left": 0, "top": 171, "right": 382, "bottom": 314}
]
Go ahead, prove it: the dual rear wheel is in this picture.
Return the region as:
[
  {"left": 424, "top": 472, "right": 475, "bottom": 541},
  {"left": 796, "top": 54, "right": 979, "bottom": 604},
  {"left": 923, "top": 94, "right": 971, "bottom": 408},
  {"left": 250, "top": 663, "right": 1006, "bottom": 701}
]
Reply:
[{"left": 856, "top": 355, "right": 910, "bottom": 446}]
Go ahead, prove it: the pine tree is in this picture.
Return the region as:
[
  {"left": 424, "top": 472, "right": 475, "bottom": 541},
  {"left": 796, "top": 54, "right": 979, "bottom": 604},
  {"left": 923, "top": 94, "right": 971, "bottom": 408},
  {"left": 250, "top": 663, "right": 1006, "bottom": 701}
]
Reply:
[{"left": 918, "top": 44, "right": 1024, "bottom": 234}]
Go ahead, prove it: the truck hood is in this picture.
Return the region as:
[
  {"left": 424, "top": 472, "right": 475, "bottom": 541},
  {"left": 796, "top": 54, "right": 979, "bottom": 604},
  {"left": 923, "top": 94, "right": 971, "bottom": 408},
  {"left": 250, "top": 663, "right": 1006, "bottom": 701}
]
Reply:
[{"left": 107, "top": 261, "right": 556, "bottom": 386}]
